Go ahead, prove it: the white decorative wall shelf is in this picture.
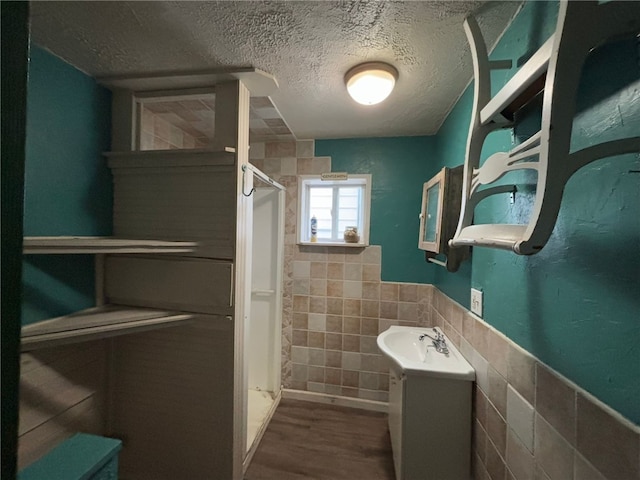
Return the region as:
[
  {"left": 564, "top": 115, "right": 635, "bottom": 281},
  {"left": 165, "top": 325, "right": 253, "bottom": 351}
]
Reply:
[{"left": 450, "top": 0, "right": 640, "bottom": 255}]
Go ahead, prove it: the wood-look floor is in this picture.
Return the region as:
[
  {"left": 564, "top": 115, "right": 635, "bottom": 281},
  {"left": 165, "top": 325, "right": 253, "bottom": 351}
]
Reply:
[{"left": 244, "top": 399, "right": 396, "bottom": 480}]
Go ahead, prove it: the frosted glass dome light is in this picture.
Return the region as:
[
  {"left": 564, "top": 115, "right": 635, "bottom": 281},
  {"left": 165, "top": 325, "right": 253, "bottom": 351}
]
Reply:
[{"left": 345, "top": 62, "right": 398, "bottom": 106}]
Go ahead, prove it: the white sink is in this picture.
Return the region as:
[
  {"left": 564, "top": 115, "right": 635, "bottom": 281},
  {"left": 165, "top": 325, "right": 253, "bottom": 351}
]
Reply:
[
  {"left": 377, "top": 326, "right": 475, "bottom": 380},
  {"left": 382, "top": 326, "right": 475, "bottom": 479}
]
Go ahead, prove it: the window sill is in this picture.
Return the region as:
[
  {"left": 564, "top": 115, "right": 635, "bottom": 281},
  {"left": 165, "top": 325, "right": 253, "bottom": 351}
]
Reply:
[{"left": 297, "top": 241, "right": 368, "bottom": 248}]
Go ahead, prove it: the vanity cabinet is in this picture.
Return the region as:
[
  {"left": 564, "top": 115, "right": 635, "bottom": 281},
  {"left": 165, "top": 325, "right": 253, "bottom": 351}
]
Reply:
[
  {"left": 418, "top": 166, "right": 469, "bottom": 272},
  {"left": 388, "top": 364, "right": 473, "bottom": 480},
  {"left": 388, "top": 368, "right": 404, "bottom": 477}
]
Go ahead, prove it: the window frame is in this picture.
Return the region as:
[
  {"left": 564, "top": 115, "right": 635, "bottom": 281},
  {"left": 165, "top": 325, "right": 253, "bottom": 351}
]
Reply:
[{"left": 297, "top": 174, "right": 372, "bottom": 247}]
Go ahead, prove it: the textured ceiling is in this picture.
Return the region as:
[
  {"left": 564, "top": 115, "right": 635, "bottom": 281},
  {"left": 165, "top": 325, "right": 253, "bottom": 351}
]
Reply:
[{"left": 30, "top": 1, "right": 521, "bottom": 140}]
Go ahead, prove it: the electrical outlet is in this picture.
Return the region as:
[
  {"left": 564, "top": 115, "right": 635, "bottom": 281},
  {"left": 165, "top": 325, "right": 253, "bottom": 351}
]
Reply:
[{"left": 470, "top": 288, "right": 483, "bottom": 317}]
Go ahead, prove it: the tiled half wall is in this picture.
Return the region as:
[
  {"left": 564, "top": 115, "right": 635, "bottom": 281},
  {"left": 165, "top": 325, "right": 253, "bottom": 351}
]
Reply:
[
  {"left": 250, "top": 140, "right": 639, "bottom": 480},
  {"left": 430, "top": 289, "right": 639, "bottom": 480},
  {"left": 288, "top": 247, "right": 432, "bottom": 402}
]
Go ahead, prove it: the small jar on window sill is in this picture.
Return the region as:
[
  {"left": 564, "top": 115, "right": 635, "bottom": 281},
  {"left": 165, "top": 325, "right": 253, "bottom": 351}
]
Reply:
[{"left": 343, "top": 226, "right": 360, "bottom": 243}]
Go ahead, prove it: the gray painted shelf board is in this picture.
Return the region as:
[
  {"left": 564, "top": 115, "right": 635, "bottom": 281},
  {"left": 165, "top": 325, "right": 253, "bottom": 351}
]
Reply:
[
  {"left": 23, "top": 236, "right": 197, "bottom": 254},
  {"left": 21, "top": 305, "right": 196, "bottom": 351}
]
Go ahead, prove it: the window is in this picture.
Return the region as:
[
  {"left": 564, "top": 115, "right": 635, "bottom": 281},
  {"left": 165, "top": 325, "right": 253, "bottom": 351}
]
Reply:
[{"left": 297, "top": 174, "right": 371, "bottom": 246}]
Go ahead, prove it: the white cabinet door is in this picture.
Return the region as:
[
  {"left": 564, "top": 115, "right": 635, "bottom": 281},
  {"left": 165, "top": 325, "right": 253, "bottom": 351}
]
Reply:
[{"left": 388, "top": 366, "right": 404, "bottom": 480}]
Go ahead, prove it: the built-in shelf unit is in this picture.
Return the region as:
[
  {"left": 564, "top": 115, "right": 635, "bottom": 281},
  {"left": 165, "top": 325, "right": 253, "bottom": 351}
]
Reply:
[
  {"left": 449, "top": 0, "right": 640, "bottom": 255},
  {"left": 23, "top": 236, "right": 197, "bottom": 254},
  {"left": 19, "top": 69, "right": 280, "bottom": 480},
  {"left": 22, "top": 237, "right": 200, "bottom": 350}
]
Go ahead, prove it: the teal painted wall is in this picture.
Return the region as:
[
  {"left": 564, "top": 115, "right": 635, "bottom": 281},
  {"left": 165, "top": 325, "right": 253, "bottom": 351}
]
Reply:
[
  {"left": 315, "top": 137, "right": 439, "bottom": 284},
  {"left": 432, "top": 86, "right": 476, "bottom": 307},
  {"left": 22, "top": 45, "right": 112, "bottom": 325},
  {"left": 434, "top": 2, "right": 560, "bottom": 309},
  {"left": 435, "top": 1, "right": 639, "bottom": 424},
  {"left": 317, "top": 0, "right": 639, "bottom": 424}
]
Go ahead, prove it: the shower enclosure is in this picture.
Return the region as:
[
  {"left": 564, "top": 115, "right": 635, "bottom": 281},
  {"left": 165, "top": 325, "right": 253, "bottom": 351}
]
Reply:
[{"left": 245, "top": 178, "right": 285, "bottom": 466}]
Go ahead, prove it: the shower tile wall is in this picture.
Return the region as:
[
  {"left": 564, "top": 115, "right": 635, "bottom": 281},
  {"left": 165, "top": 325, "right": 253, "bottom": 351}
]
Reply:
[
  {"left": 139, "top": 95, "right": 296, "bottom": 150},
  {"left": 250, "top": 140, "right": 432, "bottom": 401},
  {"left": 253, "top": 140, "right": 639, "bottom": 480},
  {"left": 249, "top": 96, "right": 296, "bottom": 142},
  {"left": 288, "top": 248, "right": 432, "bottom": 401},
  {"left": 139, "top": 103, "right": 212, "bottom": 150}
]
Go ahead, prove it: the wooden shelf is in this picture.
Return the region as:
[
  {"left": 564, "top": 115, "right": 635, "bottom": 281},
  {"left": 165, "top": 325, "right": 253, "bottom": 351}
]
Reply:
[
  {"left": 23, "top": 236, "right": 197, "bottom": 254},
  {"left": 480, "top": 34, "right": 555, "bottom": 126},
  {"left": 21, "top": 304, "right": 196, "bottom": 351}
]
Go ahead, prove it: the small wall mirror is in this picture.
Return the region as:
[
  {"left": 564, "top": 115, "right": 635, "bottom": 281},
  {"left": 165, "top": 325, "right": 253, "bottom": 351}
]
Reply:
[
  {"left": 419, "top": 177, "right": 443, "bottom": 251},
  {"left": 418, "top": 165, "right": 469, "bottom": 272}
]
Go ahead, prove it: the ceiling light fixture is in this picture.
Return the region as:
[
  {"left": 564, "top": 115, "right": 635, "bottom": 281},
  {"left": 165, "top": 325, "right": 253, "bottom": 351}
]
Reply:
[{"left": 344, "top": 62, "right": 398, "bottom": 106}]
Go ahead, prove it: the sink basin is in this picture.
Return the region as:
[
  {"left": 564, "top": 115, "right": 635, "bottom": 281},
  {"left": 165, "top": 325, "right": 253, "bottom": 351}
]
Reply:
[{"left": 377, "top": 326, "right": 475, "bottom": 380}]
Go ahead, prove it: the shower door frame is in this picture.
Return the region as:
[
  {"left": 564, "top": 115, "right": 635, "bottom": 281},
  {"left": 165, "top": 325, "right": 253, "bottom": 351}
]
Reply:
[{"left": 242, "top": 165, "right": 285, "bottom": 471}]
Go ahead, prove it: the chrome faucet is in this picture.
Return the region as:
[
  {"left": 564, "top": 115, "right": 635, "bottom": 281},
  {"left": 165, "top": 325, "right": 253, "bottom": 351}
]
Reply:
[{"left": 419, "top": 330, "right": 449, "bottom": 356}]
